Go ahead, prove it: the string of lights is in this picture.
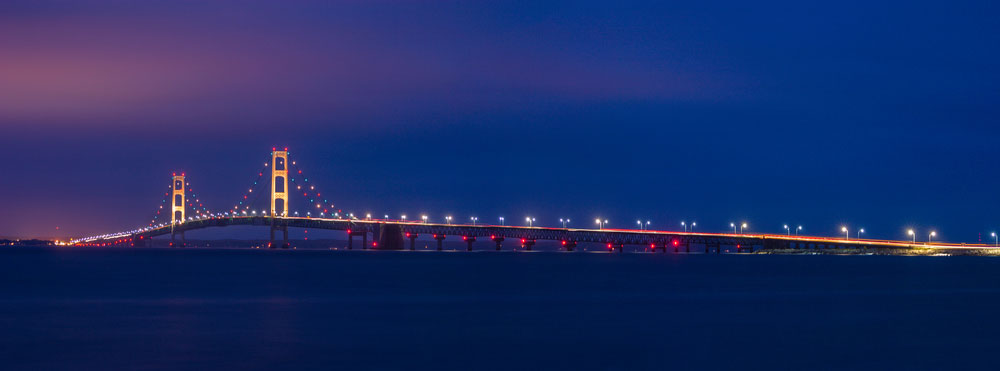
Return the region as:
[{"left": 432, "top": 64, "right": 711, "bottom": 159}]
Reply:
[{"left": 288, "top": 154, "right": 338, "bottom": 218}]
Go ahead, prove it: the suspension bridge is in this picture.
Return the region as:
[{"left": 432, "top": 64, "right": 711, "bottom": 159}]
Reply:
[{"left": 70, "top": 149, "right": 997, "bottom": 253}]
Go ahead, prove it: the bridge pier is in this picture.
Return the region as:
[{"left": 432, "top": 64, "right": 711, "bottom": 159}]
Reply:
[
  {"left": 492, "top": 235, "right": 504, "bottom": 251},
  {"left": 563, "top": 240, "right": 578, "bottom": 251},
  {"left": 434, "top": 234, "right": 446, "bottom": 251},
  {"left": 406, "top": 232, "right": 418, "bottom": 251},
  {"left": 607, "top": 242, "right": 624, "bottom": 253},
  {"left": 376, "top": 224, "right": 404, "bottom": 250},
  {"left": 362, "top": 232, "right": 368, "bottom": 250},
  {"left": 521, "top": 238, "right": 535, "bottom": 251},
  {"left": 463, "top": 236, "right": 476, "bottom": 251},
  {"left": 269, "top": 224, "right": 288, "bottom": 248},
  {"left": 171, "top": 229, "right": 186, "bottom": 247}
]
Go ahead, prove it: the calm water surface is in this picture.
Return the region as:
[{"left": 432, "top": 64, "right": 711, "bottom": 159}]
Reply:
[{"left": 2, "top": 247, "right": 999, "bottom": 370}]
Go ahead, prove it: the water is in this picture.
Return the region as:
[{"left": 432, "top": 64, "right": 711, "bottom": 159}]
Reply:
[{"left": 2, "top": 247, "right": 999, "bottom": 370}]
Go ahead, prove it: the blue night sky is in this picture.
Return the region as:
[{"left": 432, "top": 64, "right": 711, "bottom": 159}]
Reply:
[{"left": 2, "top": 0, "right": 998, "bottom": 241}]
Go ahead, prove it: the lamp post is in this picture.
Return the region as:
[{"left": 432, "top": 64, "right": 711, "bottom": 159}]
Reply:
[
  {"left": 560, "top": 218, "right": 570, "bottom": 228},
  {"left": 401, "top": 215, "right": 406, "bottom": 222},
  {"left": 681, "top": 221, "right": 687, "bottom": 232},
  {"left": 741, "top": 223, "right": 747, "bottom": 234},
  {"left": 646, "top": 220, "right": 651, "bottom": 230},
  {"left": 928, "top": 231, "right": 936, "bottom": 243},
  {"left": 858, "top": 228, "right": 865, "bottom": 239},
  {"left": 636, "top": 220, "right": 642, "bottom": 230},
  {"left": 499, "top": 217, "right": 504, "bottom": 226},
  {"left": 992, "top": 232, "right": 998, "bottom": 247},
  {"left": 421, "top": 215, "right": 428, "bottom": 224},
  {"left": 797, "top": 225, "right": 802, "bottom": 235},
  {"left": 691, "top": 222, "right": 696, "bottom": 232},
  {"left": 730, "top": 223, "right": 736, "bottom": 234},
  {"left": 446, "top": 216, "right": 452, "bottom": 225},
  {"left": 471, "top": 216, "right": 478, "bottom": 226},
  {"left": 842, "top": 226, "right": 848, "bottom": 240},
  {"left": 596, "top": 219, "right": 607, "bottom": 230},
  {"left": 908, "top": 229, "right": 915, "bottom": 243},
  {"left": 526, "top": 217, "right": 535, "bottom": 227},
  {"left": 783, "top": 224, "right": 789, "bottom": 235}
]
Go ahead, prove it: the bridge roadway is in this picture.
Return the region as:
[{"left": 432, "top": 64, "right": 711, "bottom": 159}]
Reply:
[{"left": 73, "top": 215, "right": 998, "bottom": 252}]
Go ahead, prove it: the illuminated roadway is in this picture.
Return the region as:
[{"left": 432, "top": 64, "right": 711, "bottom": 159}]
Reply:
[{"left": 71, "top": 215, "right": 998, "bottom": 251}]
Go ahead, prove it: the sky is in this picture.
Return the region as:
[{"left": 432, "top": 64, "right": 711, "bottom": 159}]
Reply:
[{"left": 2, "top": 0, "right": 999, "bottom": 242}]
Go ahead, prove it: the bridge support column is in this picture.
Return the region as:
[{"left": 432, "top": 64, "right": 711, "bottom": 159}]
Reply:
[
  {"left": 521, "top": 238, "right": 535, "bottom": 251},
  {"left": 607, "top": 242, "right": 623, "bottom": 253},
  {"left": 376, "top": 224, "right": 404, "bottom": 250},
  {"left": 269, "top": 218, "right": 288, "bottom": 248},
  {"left": 563, "top": 240, "right": 577, "bottom": 252},
  {"left": 406, "top": 232, "right": 418, "bottom": 251},
  {"left": 434, "top": 234, "right": 446, "bottom": 251},
  {"left": 463, "top": 236, "right": 476, "bottom": 251},
  {"left": 492, "top": 235, "right": 504, "bottom": 251},
  {"left": 347, "top": 229, "right": 365, "bottom": 250}
]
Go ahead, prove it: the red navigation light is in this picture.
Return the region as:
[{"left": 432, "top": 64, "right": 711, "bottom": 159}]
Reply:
[
  {"left": 284, "top": 147, "right": 288, "bottom": 151},
  {"left": 650, "top": 243, "right": 655, "bottom": 248},
  {"left": 490, "top": 235, "right": 495, "bottom": 239},
  {"left": 673, "top": 240, "right": 679, "bottom": 246},
  {"left": 433, "top": 234, "right": 437, "bottom": 238},
  {"left": 346, "top": 229, "right": 351, "bottom": 234},
  {"left": 406, "top": 232, "right": 411, "bottom": 237},
  {"left": 521, "top": 239, "right": 526, "bottom": 243},
  {"left": 607, "top": 243, "right": 612, "bottom": 248},
  {"left": 372, "top": 242, "right": 377, "bottom": 247},
  {"left": 172, "top": 172, "right": 176, "bottom": 176},
  {"left": 182, "top": 173, "right": 185, "bottom": 176},
  {"left": 272, "top": 147, "right": 276, "bottom": 151},
  {"left": 562, "top": 240, "right": 566, "bottom": 245},
  {"left": 462, "top": 236, "right": 467, "bottom": 241}
]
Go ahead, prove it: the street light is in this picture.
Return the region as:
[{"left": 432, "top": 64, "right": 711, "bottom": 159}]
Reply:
[
  {"left": 560, "top": 218, "right": 570, "bottom": 228},
  {"left": 741, "top": 223, "right": 747, "bottom": 234},
  {"left": 596, "top": 219, "right": 607, "bottom": 230},
  {"left": 691, "top": 222, "right": 696, "bottom": 232},
  {"left": 471, "top": 216, "right": 478, "bottom": 226},
  {"left": 366, "top": 213, "right": 371, "bottom": 220},
  {"left": 730, "top": 223, "right": 736, "bottom": 234},
  {"left": 445, "top": 216, "right": 452, "bottom": 225},
  {"left": 646, "top": 220, "right": 651, "bottom": 230},
  {"left": 421, "top": 215, "right": 428, "bottom": 224},
  {"left": 858, "top": 228, "right": 865, "bottom": 239},
  {"left": 908, "top": 229, "right": 915, "bottom": 243},
  {"left": 499, "top": 217, "right": 504, "bottom": 226},
  {"left": 636, "top": 220, "right": 642, "bottom": 230},
  {"left": 783, "top": 224, "right": 789, "bottom": 235},
  {"left": 797, "top": 225, "right": 803, "bottom": 235},
  {"left": 681, "top": 221, "right": 687, "bottom": 232},
  {"left": 526, "top": 217, "right": 535, "bottom": 227},
  {"left": 401, "top": 215, "right": 406, "bottom": 221},
  {"left": 929, "top": 231, "right": 936, "bottom": 243},
  {"left": 992, "top": 232, "right": 997, "bottom": 247},
  {"left": 841, "top": 226, "right": 848, "bottom": 240}
]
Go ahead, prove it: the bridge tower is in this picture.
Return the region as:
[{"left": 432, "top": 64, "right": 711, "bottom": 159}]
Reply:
[
  {"left": 270, "top": 149, "right": 289, "bottom": 248},
  {"left": 171, "top": 173, "right": 186, "bottom": 247}
]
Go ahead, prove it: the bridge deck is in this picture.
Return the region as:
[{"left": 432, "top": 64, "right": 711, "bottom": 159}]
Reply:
[{"left": 72, "top": 216, "right": 997, "bottom": 250}]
